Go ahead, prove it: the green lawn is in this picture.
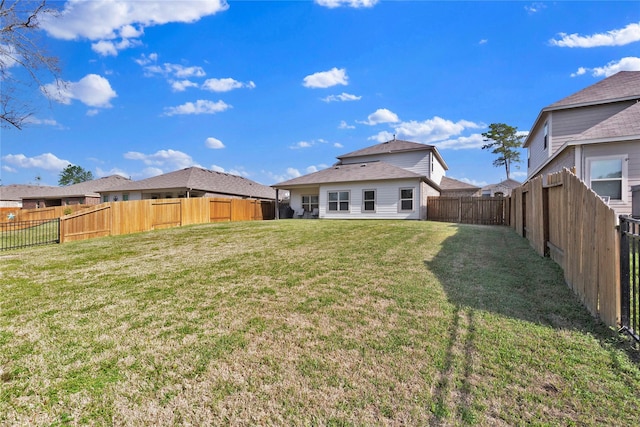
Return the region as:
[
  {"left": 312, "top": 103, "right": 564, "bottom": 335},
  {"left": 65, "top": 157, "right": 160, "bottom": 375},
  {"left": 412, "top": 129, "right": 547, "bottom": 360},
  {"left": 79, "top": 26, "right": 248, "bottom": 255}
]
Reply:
[{"left": 1, "top": 220, "right": 638, "bottom": 425}]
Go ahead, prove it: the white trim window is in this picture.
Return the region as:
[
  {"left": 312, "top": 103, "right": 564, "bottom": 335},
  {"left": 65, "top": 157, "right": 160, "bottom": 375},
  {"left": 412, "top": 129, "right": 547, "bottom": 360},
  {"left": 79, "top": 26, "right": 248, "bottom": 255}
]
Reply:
[
  {"left": 586, "top": 155, "right": 627, "bottom": 201},
  {"left": 363, "top": 189, "right": 376, "bottom": 212},
  {"left": 301, "top": 195, "right": 319, "bottom": 212},
  {"left": 328, "top": 191, "right": 350, "bottom": 212},
  {"left": 399, "top": 188, "right": 414, "bottom": 212}
]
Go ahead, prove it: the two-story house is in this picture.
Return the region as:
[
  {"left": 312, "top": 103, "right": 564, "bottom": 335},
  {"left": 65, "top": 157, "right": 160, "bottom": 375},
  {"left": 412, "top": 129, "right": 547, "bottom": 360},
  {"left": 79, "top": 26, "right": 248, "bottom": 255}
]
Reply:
[
  {"left": 524, "top": 71, "right": 640, "bottom": 216},
  {"left": 273, "top": 139, "right": 447, "bottom": 220}
]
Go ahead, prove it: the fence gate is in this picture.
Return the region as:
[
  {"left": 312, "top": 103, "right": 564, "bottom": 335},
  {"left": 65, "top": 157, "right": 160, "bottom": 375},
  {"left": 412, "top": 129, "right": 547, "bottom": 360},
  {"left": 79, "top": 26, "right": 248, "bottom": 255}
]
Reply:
[
  {"left": 619, "top": 216, "right": 640, "bottom": 343},
  {"left": 1, "top": 218, "right": 60, "bottom": 251}
]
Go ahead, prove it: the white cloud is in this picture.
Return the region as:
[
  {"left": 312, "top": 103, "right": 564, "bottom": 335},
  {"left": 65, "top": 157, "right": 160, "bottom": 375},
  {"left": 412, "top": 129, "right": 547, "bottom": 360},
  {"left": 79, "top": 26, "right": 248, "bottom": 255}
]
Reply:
[
  {"left": 1, "top": 153, "right": 70, "bottom": 171},
  {"left": 23, "top": 116, "right": 63, "bottom": 128},
  {"left": 202, "top": 78, "right": 256, "bottom": 92},
  {"left": 0, "top": 43, "right": 20, "bottom": 69},
  {"left": 91, "top": 38, "right": 141, "bottom": 56},
  {"left": 451, "top": 176, "right": 488, "bottom": 187},
  {"left": 433, "top": 134, "right": 486, "bottom": 150},
  {"left": 42, "top": 74, "right": 117, "bottom": 108},
  {"left": 290, "top": 141, "right": 313, "bottom": 149},
  {"left": 41, "top": 0, "right": 229, "bottom": 56},
  {"left": 551, "top": 22, "right": 640, "bottom": 48},
  {"left": 393, "top": 117, "right": 484, "bottom": 144},
  {"left": 334, "top": 142, "right": 344, "bottom": 148},
  {"left": 315, "top": 0, "right": 378, "bottom": 8},
  {"left": 338, "top": 120, "right": 355, "bottom": 129},
  {"left": 572, "top": 57, "right": 640, "bottom": 77},
  {"left": 205, "top": 137, "right": 225, "bottom": 149},
  {"left": 524, "top": 3, "right": 546, "bottom": 14},
  {"left": 369, "top": 131, "right": 395, "bottom": 143},
  {"left": 210, "top": 164, "right": 225, "bottom": 173},
  {"left": 322, "top": 92, "right": 361, "bottom": 102},
  {"left": 303, "top": 67, "right": 348, "bottom": 88},
  {"left": 171, "top": 80, "right": 199, "bottom": 92},
  {"left": 359, "top": 108, "right": 400, "bottom": 125},
  {"left": 124, "top": 149, "right": 199, "bottom": 170},
  {"left": 163, "top": 99, "right": 231, "bottom": 116},
  {"left": 95, "top": 167, "right": 130, "bottom": 178},
  {"left": 143, "top": 62, "right": 206, "bottom": 79},
  {"left": 479, "top": 39, "right": 488, "bottom": 45}
]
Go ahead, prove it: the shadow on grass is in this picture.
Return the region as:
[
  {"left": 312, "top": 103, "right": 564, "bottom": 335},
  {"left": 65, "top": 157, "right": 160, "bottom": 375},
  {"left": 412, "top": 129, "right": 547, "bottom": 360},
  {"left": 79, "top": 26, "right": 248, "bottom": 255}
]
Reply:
[{"left": 424, "top": 223, "right": 639, "bottom": 423}]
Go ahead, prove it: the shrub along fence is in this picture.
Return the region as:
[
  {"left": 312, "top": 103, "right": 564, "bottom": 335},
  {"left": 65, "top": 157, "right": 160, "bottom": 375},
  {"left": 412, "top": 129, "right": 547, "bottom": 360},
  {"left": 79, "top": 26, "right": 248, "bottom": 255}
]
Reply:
[
  {"left": 508, "top": 168, "right": 620, "bottom": 329},
  {"left": 427, "top": 196, "right": 508, "bottom": 225},
  {"left": 59, "top": 197, "right": 274, "bottom": 243}
]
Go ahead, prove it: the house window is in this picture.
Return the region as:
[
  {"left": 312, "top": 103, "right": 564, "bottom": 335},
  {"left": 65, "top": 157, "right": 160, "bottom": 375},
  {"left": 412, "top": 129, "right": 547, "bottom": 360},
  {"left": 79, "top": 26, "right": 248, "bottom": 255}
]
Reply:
[
  {"left": 399, "top": 188, "right": 414, "bottom": 211},
  {"left": 328, "top": 191, "right": 350, "bottom": 212},
  {"left": 543, "top": 122, "right": 548, "bottom": 150},
  {"left": 122, "top": 194, "right": 129, "bottom": 201},
  {"left": 588, "top": 156, "right": 626, "bottom": 200},
  {"left": 363, "top": 190, "right": 376, "bottom": 212},
  {"left": 301, "top": 195, "right": 319, "bottom": 212},
  {"left": 102, "top": 195, "right": 109, "bottom": 203}
]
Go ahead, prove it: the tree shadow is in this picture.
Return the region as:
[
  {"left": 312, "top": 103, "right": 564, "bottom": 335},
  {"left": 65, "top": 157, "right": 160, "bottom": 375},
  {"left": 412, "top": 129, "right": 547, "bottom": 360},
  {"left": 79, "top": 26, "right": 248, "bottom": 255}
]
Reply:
[{"left": 424, "top": 223, "right": 639, "bottom": 423}]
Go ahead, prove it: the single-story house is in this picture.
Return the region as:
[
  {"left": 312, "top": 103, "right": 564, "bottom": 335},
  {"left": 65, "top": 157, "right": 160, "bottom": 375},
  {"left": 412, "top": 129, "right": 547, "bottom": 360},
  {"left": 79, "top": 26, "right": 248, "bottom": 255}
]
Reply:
[
  {"left": 21, "top": 175, "right": 131, "bottom": 209},
  {"left": 524, "top": 71, "right": 640, "bottom": 216},
  {"left": 1, "top": 184, "right": 56, "bottom": 208},
  {"left": 98, "top": 167, "right": 276, "bottom": 202},
  {"left": 480, "top": 178, "right": 521, "bottom": 197},
  {"left": 273, "top": 139, "right": 449, "bottom": 220},
  {"left": 439, "top": 177, "right": 481, "bottom": 197}
]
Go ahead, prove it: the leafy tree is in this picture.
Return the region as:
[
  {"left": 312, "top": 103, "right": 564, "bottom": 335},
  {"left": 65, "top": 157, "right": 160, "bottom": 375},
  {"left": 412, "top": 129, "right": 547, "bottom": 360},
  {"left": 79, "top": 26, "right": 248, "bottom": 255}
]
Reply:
[
  {"left": 58, "top": 165, "right": 94, "bottom": 186},
  {"left": 481, "top": 123, "right": 525, "bottom": 180},
  {"left": 1, "top": 0, "right": 60, "bottom": 129}
]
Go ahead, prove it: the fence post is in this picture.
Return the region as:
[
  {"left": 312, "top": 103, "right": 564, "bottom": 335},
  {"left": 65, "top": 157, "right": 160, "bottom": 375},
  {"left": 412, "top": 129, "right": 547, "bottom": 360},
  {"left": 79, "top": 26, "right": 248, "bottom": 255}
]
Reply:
[{"left": 619, "top": 217, "right": 630, "bottom": 329}]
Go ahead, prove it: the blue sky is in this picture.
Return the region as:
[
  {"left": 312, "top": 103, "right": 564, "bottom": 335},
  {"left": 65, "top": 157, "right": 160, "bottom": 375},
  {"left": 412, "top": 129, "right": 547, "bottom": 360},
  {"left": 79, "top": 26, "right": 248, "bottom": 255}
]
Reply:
[{"left": 2, "top": 0, "right": 640, "bottom": 188}]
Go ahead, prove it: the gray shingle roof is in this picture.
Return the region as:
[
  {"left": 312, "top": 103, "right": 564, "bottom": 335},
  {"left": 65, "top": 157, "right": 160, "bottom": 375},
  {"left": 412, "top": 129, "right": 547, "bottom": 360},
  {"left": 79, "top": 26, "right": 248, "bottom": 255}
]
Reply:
[
  {"left": 439, "top": 176, "right": 480, "bottom": 191},
  {"left": 548, "top": 71, "right": 640, "bottom": 109},
  {"left": 102, "top": 167, "right": 276, "bottom": 200},
  {"left": 337, "top": 139, "right": 449, "bottom": 170},
  {"left": 482, "top": 179, "right": 521, "bottom": 191},
  {"left": 573, "top": 101, "right": 640, "bottom": 141},
  {"left": 25, "top": 175, "right": 131, "bottom": 199},
  {"left": 0, "top": 184, "right": 56, "bottom": 201},
  {"left": 273, "top": 161, "right": 427, "bottom": 188}
]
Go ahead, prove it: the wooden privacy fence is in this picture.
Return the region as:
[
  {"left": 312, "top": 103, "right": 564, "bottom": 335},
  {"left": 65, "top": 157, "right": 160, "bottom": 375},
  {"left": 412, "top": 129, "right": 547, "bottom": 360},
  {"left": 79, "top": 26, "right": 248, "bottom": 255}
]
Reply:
[
  {"left": 3, "top": 205, "right": 91, "bottom": 222},
  {"left": 508, "top": 168, "right": 619, "bottom": 328},
  {"left": 427, "top": 196, "right": 508, "bottom": 225},
  {"left": 60, "top": 197, "right": 274, "bottom": 243}
]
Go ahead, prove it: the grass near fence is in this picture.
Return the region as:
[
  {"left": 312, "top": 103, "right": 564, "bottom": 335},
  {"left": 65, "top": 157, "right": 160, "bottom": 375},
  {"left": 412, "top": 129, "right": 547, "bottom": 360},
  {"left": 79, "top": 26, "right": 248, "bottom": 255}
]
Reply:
[
  {"left": 1, "top": 220, "right": 639, "bottom": 425},
  {"left": 0, "top": 219, "right": 59, "bottom": 251}
]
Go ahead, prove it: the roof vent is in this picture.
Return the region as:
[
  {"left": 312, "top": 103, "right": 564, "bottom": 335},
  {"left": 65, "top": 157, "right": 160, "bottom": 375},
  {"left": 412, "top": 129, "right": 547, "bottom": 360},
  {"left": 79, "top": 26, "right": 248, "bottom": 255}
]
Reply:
[
  {"left": 334, "top": 166, "right": 340, "bottom": 169},
  {"left": 360, "top": 164, "right": 367, "bottom": 167}
]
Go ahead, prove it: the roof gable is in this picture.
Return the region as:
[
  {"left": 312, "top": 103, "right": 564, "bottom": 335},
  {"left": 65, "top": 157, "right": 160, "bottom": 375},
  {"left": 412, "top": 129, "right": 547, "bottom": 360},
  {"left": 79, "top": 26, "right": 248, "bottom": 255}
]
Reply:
[
  {"left": 548, "top": 71, "right": 640, "bottom": 109},
  {"left": 102, "top": 167, "right": 276, "bottom": 199},
  {"left": 337, "top": 139, "right": 448, "bottom": 170},
  {"left": 573, "top": 101, "right": 640, "bottom": 141},
  {"left": 273, "top": 161, "right": 426, "bottom": 188}
]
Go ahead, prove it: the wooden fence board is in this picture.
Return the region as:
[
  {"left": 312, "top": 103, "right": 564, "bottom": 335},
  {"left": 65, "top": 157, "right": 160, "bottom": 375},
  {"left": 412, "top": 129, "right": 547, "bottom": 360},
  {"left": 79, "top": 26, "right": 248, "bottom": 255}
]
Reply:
[
  {"left": 507, "top": 168, "right": 620, "bottom": 328},
  {"left": 427, "top": 197, "right": 506, "bottom": 225}
]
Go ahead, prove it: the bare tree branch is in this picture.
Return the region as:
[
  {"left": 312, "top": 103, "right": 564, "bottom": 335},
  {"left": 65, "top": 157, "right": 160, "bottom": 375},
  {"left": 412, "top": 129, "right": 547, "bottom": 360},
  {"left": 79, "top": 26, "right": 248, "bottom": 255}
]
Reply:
[{"left": 1, "top": 0, "right": 60, "bottom": 129}]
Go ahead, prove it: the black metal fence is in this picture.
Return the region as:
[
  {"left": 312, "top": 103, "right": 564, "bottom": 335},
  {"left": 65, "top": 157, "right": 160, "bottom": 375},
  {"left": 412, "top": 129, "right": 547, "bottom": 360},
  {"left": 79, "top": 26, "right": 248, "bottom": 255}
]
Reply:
[
  {"left": 0, "top": 218, "right": 60, "bottom": 251},
  {"left": 619, "top": 216, "right": 640, "bottom": 343}
]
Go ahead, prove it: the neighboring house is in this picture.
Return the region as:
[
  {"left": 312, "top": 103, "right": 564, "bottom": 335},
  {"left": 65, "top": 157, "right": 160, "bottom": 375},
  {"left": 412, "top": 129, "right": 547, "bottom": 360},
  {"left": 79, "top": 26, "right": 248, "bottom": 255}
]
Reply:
[
  {"left": 99, "top": 167, "right": 276, "bottom": 202},
  {"left": 524, "top": 71, "right": 640, "bottom": 216},
  {"left": 480, "top": 178, "right": 521, "bottom": 197},
  {"left": 0, "top": 184, "right": 56, "bottom": 208},
  {"left": 273, "top": 139, "right": 448, "bottom": 220},
  {"left": 439, "top": 176, "right": 481, "bottom": 197},
  {"left": 21, "top": 175, "right": 130, "bottom": 209}
]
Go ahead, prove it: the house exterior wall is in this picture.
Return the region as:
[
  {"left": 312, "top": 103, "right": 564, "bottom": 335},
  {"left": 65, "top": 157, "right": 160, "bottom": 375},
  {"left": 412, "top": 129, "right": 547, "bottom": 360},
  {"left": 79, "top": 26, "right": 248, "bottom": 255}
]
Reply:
[
  {"left": 580, "top": 140, "right": 640, "bottom": 216},
  {"left": 527, "top": 116, "right": 549, "bottom": 177},
  {"left": 534, "top": 146, "right": 576, "bottom": 178},
  {"left": 341, "top": 151, "right": 432, "bottom": 177},
  {"left": 288, "top": 179, "right": 428, "bottom": 220},
  {"left": 552, "top": 101, "right": 634, "bottom": 147}
]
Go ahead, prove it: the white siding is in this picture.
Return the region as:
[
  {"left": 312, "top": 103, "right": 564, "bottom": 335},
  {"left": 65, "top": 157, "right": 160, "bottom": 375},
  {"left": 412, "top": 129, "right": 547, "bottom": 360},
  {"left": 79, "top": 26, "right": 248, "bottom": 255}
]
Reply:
[
  {"left": 341, "top": 151, "right": 431, "bottom": 176},
  {"left": 318, "top": 179, "right": 424, "bottom": 220},
  {"left": 430, "top": 153, "right": 446, "bottom": 185}
]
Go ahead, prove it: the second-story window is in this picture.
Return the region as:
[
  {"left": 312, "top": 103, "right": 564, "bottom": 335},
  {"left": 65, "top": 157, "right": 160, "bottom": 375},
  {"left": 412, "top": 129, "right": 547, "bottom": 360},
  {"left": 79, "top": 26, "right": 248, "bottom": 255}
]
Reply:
[{"left": 543, "top": 122, "right": 548, "bottom": 150}]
